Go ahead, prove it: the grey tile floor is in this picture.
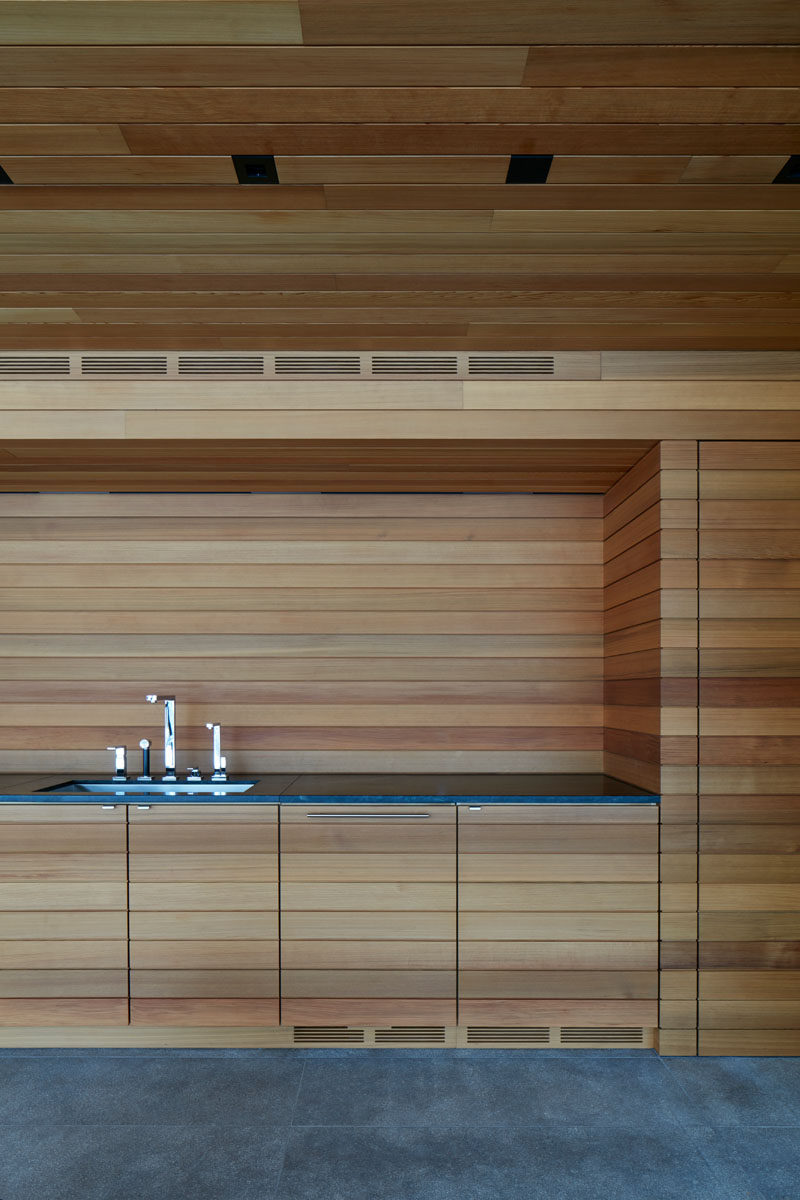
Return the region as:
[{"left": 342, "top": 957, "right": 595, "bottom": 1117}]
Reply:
[{"left": 0, "top": 1048, "right": 798, "bottom": 1199}]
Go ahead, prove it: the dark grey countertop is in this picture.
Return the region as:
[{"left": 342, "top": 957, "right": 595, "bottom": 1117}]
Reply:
[{"left": 0, "top": 772, "right": 659, "bottom": 805}]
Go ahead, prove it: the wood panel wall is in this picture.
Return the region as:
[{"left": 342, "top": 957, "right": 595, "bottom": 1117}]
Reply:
[
  {"left": 699, "top": 441, "right": 800, "bottom": 1055},
  {"left": 603, "top": 441, "right": 700, "bottom": 1055},
  {"left": 0, "top": 491, "right": 604, "bottom": 776}
]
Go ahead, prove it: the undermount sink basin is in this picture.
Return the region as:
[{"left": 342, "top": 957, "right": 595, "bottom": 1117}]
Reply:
[{"left": 41, "top": 780, "right": 256, "bottom": 796}]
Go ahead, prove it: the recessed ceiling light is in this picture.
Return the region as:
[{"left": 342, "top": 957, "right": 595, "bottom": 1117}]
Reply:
[
  {"left": 505, "top": 155, "right": 553, "bottom": 184},
  {"left": 773, "top": 155, "right": 800, "bottom": 184},
  {"left": 232, "top": 155, "right": 280, "bottom": 185},
  {"left": 0, "top": 164, "right": 13, "bottom": 185}
]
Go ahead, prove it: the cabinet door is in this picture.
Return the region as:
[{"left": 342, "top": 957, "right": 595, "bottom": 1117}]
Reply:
[
  {"left": 458, "top": 804, "right": 659, "bottom": 1027},
  {"left": 0, "top": 803, "right": 128, "bottom": 1027},
  {"left": 128, "top": 804, "right": 278, "bottom": 1026},
  {"left": 280, "top": 805, "right": 456, "bottom": 1026}
]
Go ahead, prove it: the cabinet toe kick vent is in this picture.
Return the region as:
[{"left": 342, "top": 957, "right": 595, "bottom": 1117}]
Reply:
[
  {"left": 371, "top": 355, "right": 458, "bottom": 376},
  {"left": 560, "top": 1027, "right": 646, "bottom": 1045},
  {"left": 467, "top": 1027, "right": 550, "bottom": 1045},
  {"left": 0, "top": 354, "right": 70, "bottom": 376},
  {"left": 293, "top": 1026, "right": 365, "bottom": 1045},
  {"left": 276, "top": 354, "right": 361, "bottom": 376},
  {"left": 178, "top": 355, "right": 264, "bottom": 376},
  {"left": 468, "top": 354, "right": 555, "bottom": 377},
  {"left": 81, "top": 355, "right": 168, "bottom": 376},
  {"left": 374, "top": 1026, "right": 447, "bottom": 1045}
]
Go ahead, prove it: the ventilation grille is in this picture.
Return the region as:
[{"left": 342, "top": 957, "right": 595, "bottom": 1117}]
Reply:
[
  {"left": 560, "top": 1027, "right": 646, "bottom": 1045},
  {"left": 374, "top": 1026, "right": 447, "bottom": 1045},
  {"left": 293, "top": 1026, "right": 365, "bottom": 1045},
  {"left": 372, "top": 355, "right": 458, "bottom": 377},
  {"left": 275, "top": 354, "right": 362, "bottom": 376},
  {"left": 0, "top": 351, "right": 591, "bottom": 380},
  {"left": 468, "top": 355, "right": 555, "bottom": 377},
  {"left": 178, "top": 355, "right": 264, "bottom": 376},
  {"left": 0, "top": 355, "right": 70, "bottom": 376},
  {"left": 81, "top": 355, "right": 168, "bottom": 376},
  {"left": 467, "top": 1027, "right": 550, "bottom": 1045}
]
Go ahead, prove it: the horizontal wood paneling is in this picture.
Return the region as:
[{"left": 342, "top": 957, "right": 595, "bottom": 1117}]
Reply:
[
  {"left": 0, "top": 491, "right": 603, "bottom": 773},
  {"left": 698, "top": 441, "right": 800, "bottom": 1056}
]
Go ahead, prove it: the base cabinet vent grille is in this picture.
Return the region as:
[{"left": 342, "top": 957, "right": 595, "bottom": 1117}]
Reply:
[
  {"left": 0, "top": 355, "right": 70, "bottom": 376},
  {"left": 275, "top": 354, "right": 362, "bottom": 376},
  {"left": 178, "top": 355, "right": 264, "bottom": 376},
  {"left": 371, "top": 355, "right": 458, "bottom": 376},
  {"left": 374, "top": 1026, "right": 447, "bottom": 1045},
  {"left": 467, "top": 1027, "right": 550, "bottom": 1045},
  {"left": 468, "top": 354, "right": 555, "bottom": 377},
  {"left": 560, "top": 1027, "right": 646, "bottom": 1045},
  {"left": 81, "top": 355, "right": 168, "bottom": 376},
  {"left": 293, "top": 1026, "right": 365, "bottom": 1045}
]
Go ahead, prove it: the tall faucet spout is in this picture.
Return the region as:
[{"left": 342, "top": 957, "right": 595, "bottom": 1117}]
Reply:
[{"left": 146, "top": 694, "right": 177, "bottom": 781}]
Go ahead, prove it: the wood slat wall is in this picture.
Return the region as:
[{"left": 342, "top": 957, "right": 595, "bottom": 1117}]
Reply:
[
  {"left": 603, "top": 440, "right": 700, "bottom": 1054},
  {"left": 0, "top": 491, "right": 604, "bottom": 775},
  {"left": 699, "top": 441, "right": 800, "bottom": 1056}
]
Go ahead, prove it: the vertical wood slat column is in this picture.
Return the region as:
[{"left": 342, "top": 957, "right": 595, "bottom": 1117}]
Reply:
[
  {"left": 658, "top": 441, "right": 699, "bottom": 1055},
  {"left": 280, "top": 804, "right": 457, "bottom": 1026},
  {"left": 603, "top": 441, "right": 700, "bottom": 1055},
  {"left": 0, "top": 803, "right": 128, "bottom": 1025},
  {"left": 699, "top": 441, "right": 800, "bottom": 1055},
  {"left": 128, "top": 804, "right": 279, "bottom": 1026}
]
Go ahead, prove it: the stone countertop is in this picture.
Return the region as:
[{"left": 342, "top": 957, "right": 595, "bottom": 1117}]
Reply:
[{"left": 0, "top": 772, "right": 659, "bottom": 804}]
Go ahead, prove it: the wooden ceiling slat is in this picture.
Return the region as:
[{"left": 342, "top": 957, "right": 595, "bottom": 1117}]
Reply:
[
  {"left": 0, "top": 2, "right": 303, "bottom": 46},
  {"left": 0, "top": 186, "right": 798, "bottom": 212},
  {"left": 119, "top": 124, "right": 800, "bottom": 155},
  {"left": 3, "top": 157, "right": 240, "bottom": 186},
  {"left": 1, "top": 87, "right": 795, "bottom": 124},
  {"left": 295, "top": 0, "right": 800, "bottom": 45},
  {"left": 0, "top": 125, "right": 129, "bottom": 155},
  {"left": 0, "top": 46, "right": 530, "bottom": 87},
  {"left": 522, "top": 46, "right": 800, "bottom": 86}
]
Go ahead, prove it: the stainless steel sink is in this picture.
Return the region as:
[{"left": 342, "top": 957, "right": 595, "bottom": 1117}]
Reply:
[{"left": 40, "top": 780, "right": 256, "bottom": 796}]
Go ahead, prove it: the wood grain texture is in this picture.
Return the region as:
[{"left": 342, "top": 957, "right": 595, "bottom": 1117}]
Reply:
[{"left": 698, "top": 442, "right": 800, "bottom": 1050}]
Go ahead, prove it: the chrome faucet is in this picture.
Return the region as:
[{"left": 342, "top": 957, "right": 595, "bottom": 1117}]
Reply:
[
  {"left": 107, "top": 745, "right": 127, "bottom": 782},
  {"left": 205, "top": 723, "right": 227, "bottom": 781},
  {"left": 145, "top": 695, "right": 177, "bottom": 781}
]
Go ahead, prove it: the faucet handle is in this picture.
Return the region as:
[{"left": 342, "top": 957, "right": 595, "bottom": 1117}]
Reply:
[{"left": 107, "top": 745, "right": 127, "bottom": 782}]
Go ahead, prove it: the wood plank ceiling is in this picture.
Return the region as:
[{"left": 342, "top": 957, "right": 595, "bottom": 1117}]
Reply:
[{"left": 0, "top": 0, "right": 797, "bottom": 351}]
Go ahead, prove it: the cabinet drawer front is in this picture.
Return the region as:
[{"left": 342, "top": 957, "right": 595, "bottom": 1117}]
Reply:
[
  {"left": 131, "top": 940, "right": 278, "bottom": 970},
  {"left": 131, "top": 912, "right": 278, "bottom": 940},
  {"left": 131, "top": 998, "right": 279, "bottom": 1026},
  {"left": 0, "top": 998, "right": 128, "bottom": 1025},
  {"left": 458, "top": 805, "right": 657, "bottom": 825},
  {"left": 131, "top": 970, "right": 278, "bottom": 999},
  {"left": 130, "top": 883, "right": 278, "bottom": 911},
  {"left": 282, "top": 969, "right": 455, "bottom": 999},
  {"left": 0, "top": 969, "right": 128, "bottom": 998},
  {"left": 129, "top": 824, "right": 277, "bottom": 854},
  {"left": 0, "top": 805, "right": 125, "bottom": 823},
  {"left": 128, "top": 805, "right": 277, "bottom": 823},
  {"left": 129, "top": 854, "right": 277, "bottom": 883},
  {"left": 282, "top": 998, "right": 457, "bottom": 1026},
  {"left": 281, "top": 823, "right": 454, "bottom": 854},
  {"left": 281, "top": 806, "right": 455, "bottom": 824},
  {"left": 282, "top": 882, "right": 455, "bottom": 911},
  {"left": 459, "top": 824, "right": 658, "bottom": 853}
]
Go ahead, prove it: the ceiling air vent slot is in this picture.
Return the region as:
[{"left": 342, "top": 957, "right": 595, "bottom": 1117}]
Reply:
[
  {"left": 0, "top": 355, "right": 70, "bottom": 376},
  {"left": 81, "top": 355, "right": 168, "bottom": 377},
  {"left": 293, "top": 1026, "right": 365, "bottom": 1045},
  {"left": 560, "top": 1027, "right": 645, "bottom": 1045},
  {"left": 374, "top": 1026, "right": 447, "bottom": 1045},
  {"left": 371, "top": 355, "right": 458, "bottom": 377},
  {"left": 178, "top": 355, "right": 264, "bottom": 377},
  {"left": 468, "top": 355, "right": 555, "bottom": 377},
  {"left": 274, "top": 354, "right": 361, "bottom": 377},
  {"left": 467, "top": 1027, "right": 550, "bottom": 1045}
]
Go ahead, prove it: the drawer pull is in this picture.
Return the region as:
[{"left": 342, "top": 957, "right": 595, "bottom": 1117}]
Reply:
[
  {"left": 136, "top": 804, "right": 151, "bottom": 811},
  {"left": 305, "top": 812, "right": 432, "bottom": 820}
]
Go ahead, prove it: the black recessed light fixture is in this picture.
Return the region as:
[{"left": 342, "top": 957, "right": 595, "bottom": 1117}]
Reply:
[
  {"left": 505, "top": 154, "right": 553, "bottom": 184},
  {"left": 232, "top": 154, "right": 279, "bottom": 184},
  {"left": 773, "top": 155, "right": 800, "bottom": 184},
  {"left": 0, "top": 164, "right": 12, "bottom": 185}
]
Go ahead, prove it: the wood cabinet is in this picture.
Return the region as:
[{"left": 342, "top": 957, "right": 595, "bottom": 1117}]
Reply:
[
  {"left": 128, "top": 803, "right": 279, "bottom": 1026},
  {"left": 0, "top": 803, "right": 128, "bottom": 1026},
  {"left": 280, "top": 804, "right": 457, "bottom": 1026},
  {"left": 458, "top": 804, "right": 659, "bottom": 1027}
]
